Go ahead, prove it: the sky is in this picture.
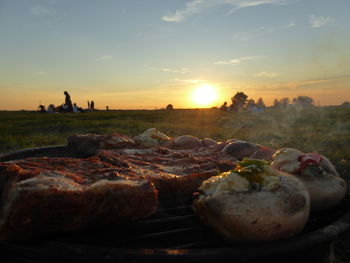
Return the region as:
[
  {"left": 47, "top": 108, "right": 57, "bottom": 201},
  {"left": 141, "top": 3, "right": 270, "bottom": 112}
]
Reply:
[{"left": 0, "top": 0, "right": 349, "bottom": 110}]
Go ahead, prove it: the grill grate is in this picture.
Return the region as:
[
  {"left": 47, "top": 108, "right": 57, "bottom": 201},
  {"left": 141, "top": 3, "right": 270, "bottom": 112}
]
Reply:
[
  {"left": 40, "top": 204, "right": 221, "bottom": 250},
  {"left": 34, "top": 196, "right": 349, "bottom": 251},
  {"left": 1, "top": 146, "right": 350, "bottom": 262},
  {"left": 1, "top": 195, "right": 350, "bottom": 263}
]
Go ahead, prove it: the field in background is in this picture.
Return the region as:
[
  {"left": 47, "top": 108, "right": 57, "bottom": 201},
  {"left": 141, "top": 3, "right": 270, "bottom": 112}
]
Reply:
[{"left": 1, "top": 107, "right": 349, "bottom": 177}]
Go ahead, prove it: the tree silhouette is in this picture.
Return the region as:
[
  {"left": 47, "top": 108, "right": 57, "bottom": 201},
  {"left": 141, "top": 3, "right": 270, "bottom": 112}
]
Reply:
[
  {"left": 230, "top": 92, "right": 248, "bottom": 112},
  {"left": 293, "top": 96, "right": 314, "bottom": 107},
  {"left": 280, "top": 97, "right": 290, "bottom": 108},
  {"left": 246, "top": 99, "right": 256, "bottom": 110},
  {"left": 257, "top": 98, "right": 265, "bottom": 108},
  {"left": 341, "top": 101, "right": 350, "bottom": 107},
  {"left": 273, "top": 97, "right": 289, "bottom": 108},
  {"left": 273, "top": 98, "right": 280, "bottom": 108}
]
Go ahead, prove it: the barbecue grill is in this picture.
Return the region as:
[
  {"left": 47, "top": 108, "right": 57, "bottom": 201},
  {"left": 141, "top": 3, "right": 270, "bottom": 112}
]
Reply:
[{"left": 1, "top": 146, "right": 350, "bottom": 263}]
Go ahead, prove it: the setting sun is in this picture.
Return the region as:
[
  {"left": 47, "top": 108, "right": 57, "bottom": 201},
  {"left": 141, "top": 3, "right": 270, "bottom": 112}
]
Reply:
[{"left": 191, "top": 85, "right": 218, "bottom": 107}]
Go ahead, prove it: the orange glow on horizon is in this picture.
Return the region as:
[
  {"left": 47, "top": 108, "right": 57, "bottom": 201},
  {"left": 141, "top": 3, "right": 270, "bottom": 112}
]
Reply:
[{"left": 1, "top": 79, "right": 349, "bottom": 111}]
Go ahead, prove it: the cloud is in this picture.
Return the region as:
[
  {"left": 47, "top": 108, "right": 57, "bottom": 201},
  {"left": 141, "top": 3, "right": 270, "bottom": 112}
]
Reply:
[
  {"left": 227, "top": 0, "right": 291, "bottom": 13},
  {"left": 171, "top": 79, "right": 205, "bottom": 84},
  {"left": 31, "top": 6, "right": 54, "bottom": 16},
  {"left": 152, "top": 67, "right": 188, "bottom": 74},
  {"left": 162, "top": 0, "right": 293, "bottom": 22},
  {"left": 283, "top": 20, "right": 296, "bottom": 28},
  {"left": 214, "top": 56, "right": 266, "bottom": 65},
  {"left": 233, "top": 32, "right": 254, "bottom": 41},
  {"left": 162, "top": 0, "right": 206, "bottom": 22},
  {"left": 262, "top": 78, "right": 334, "bottom": 91},
  {"left": 254, "top": 71, "right": 279, "bottom": 77},
  {"left": 309, "top": 14, "right": 335, "bottom": 28},
  {"left": 96, "top": 56, "right": 113, "bottom": 60}
]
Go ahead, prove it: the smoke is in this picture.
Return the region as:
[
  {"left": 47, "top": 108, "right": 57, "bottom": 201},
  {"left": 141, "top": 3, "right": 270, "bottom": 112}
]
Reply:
[{"left": 219, "top": 105, "right": 350, "bottom": 177}]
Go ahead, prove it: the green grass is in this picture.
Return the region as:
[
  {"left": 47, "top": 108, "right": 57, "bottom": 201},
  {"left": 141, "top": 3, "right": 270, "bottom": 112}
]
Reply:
[{"left": 1, "top": 107, "right": 350, "bottom": 177}]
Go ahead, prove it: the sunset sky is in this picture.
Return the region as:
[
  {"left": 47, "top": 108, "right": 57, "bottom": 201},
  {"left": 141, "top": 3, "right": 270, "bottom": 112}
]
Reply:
[{"left": 0, "top": 0, "right": 349, "bottom": 110}]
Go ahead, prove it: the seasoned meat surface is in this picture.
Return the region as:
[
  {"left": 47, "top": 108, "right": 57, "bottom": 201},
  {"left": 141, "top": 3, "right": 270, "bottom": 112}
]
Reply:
[
  {"left": 0, "top": 132, "right": 267, "bottom": 240},
  {"left": 0, "top": 157, "right": 157, "bottom": 240}
]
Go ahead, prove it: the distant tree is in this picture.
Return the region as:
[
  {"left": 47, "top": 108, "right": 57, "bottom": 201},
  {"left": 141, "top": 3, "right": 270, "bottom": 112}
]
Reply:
[
  {"left": 230, "top": 92, "right": 248, "bottom": 112},
  {"left": 273, "top": 97, "right": 290, "bottom": 109},
  {"left": 166, "top": 104, "right": 174, "bottom": 110},
  {"left": 293, "top": 96, "right": 314, "bottom": 107},
  {"left": 341, "top": 101, "right": 350, "bottom": 108},
  {"left": 280, "top": 97, "right": 290, "bottom": 108},
  {"left": 246, "top": 99, "right": 256, "bottom": 110},
  {"left": 273, "top": 98, "right": 280, "bottom": 108},
  {"left": 257, "top": 98, "right": 265, "bottom": 109}
]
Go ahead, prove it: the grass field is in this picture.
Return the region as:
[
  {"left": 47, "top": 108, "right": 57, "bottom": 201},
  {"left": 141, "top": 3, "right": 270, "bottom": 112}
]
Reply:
[{"left": 1, "top": 106, "right": 350, "bottom": 177}]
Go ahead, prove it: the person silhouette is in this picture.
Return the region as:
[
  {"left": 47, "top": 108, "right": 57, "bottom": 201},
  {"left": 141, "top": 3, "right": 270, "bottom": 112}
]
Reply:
[
  {"left": 220, "top": 101, "right": 228, "bottom": 112},
  {"left": 38, "top": 105, "right": 46, "bottom": 112},
  {"left": 90, "top": 100, "right": 95, "bottom": 110},
  {"left": 64, "top": 91, "right": 73, "bottom": 112}
]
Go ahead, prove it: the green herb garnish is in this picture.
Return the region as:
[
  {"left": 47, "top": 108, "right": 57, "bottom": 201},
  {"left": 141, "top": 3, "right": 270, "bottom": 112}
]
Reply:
[{"left": 233, "top": 158, "right": 272, "bottom": 187}]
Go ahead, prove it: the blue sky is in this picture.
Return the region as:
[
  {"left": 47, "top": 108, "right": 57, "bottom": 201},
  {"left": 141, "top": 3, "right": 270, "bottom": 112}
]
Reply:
[{"left": 0, "top": 0, "right": 349, "bottom": 110}]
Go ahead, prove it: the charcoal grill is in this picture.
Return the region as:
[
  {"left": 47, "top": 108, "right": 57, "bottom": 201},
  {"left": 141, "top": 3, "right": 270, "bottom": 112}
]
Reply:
[{"left": 1, "top": 146, "right": 350, "bottom": 263}]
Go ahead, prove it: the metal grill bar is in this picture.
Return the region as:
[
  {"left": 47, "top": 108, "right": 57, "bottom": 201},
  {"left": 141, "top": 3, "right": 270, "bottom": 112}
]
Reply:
[
  {"left": 165, "top": 241, "right": 209, "bottom": 249},
  {"left": 134, "top": 214, "right": 195, "bottom": 225},
  {"left": 131, "top": 226, "right": 200, "bottom": 241}
]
